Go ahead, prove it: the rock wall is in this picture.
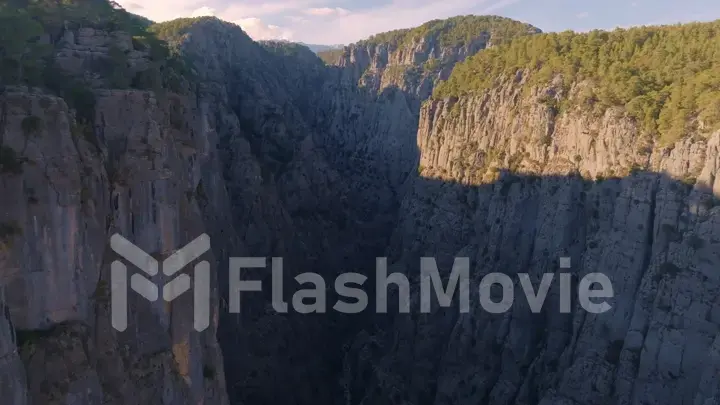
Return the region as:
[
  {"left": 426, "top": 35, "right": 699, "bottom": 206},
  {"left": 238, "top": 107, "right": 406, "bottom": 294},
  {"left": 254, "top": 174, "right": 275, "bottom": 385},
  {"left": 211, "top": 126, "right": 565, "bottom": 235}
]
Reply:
[
  {"left": 312, "top": 18, "right": 541, "bottom": 250},
  {"left": 0, "top": 85, "right": 229, "bottom": 404},
  {"left": 340, "top": 74, "right": 720, "bottom": 405},
  {"left": 159, "top": 18, "right": 362, "bottom": 405},
  {"left": 8, "top": 12, "right": 720, "bottom": 405},
  {"left": 147, "top": 17, "right": 541, "bottom": 405},
  {"left": 55, "top": 27, "right": 151, "bottom": 88}
]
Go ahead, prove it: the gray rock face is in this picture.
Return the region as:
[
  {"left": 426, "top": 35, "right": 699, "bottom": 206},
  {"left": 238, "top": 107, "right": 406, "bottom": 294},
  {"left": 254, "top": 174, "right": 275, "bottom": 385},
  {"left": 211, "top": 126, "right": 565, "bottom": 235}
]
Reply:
[
  {"left": 0, "top": 82, "right": 229, "bottom": 404},
  {"left": 5, "top": 12, "right": 718, "bottom": 405},
  {"left": 159, "top": 19, "right": 356, "bottom": 405},
  {"left": 337, "top": 32, "right": 487, "bottom": 101},
  {"left": 55, "top": 27, "right": 150, "bottom": 88},
  {"left": 312, "top": 18, "right": 541, "bottom": 248},
  {"left": 340, "top": 76, "right": 720, "bottom": 405},
  {"left": 139, "top": 16, "right": 534, "bottom": 405}
]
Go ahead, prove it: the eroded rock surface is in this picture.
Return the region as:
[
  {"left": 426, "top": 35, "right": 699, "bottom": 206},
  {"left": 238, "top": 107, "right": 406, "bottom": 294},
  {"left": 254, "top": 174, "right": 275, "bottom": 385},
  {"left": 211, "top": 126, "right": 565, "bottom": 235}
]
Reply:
[
  {"left": 341, "top": 76, "right": 720, "bottom": 405},
  {"left": 0, "top": 84, "right": 230, "bottom": 404},
  {"left": 4, "top": 11, "right": 720, "bottom": 405}
]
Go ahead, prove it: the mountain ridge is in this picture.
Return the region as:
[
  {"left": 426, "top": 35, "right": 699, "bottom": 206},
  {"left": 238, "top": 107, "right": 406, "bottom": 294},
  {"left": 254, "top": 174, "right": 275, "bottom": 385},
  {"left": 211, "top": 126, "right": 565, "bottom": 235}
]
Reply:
[{"left": 1, "top": 3, "right": 720, "bottom": 405}]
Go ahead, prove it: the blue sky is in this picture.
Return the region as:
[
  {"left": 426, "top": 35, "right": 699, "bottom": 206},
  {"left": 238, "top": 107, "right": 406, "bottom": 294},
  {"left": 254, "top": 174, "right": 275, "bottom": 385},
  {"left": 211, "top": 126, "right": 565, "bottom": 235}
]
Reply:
[{"left": 117, "top": 0, "right": 720, "bottom": 44}]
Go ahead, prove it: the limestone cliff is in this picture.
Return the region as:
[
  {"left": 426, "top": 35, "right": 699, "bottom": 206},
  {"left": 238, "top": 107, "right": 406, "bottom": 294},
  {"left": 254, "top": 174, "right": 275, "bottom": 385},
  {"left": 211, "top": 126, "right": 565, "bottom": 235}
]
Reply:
[
  {"left": 0, "top": 86, "right": 230, "bottom": 404},
  {"left": 340, "top": 72, "right": 720, "bottom": 405},
  {"left": 309, "top": 16, "right": 542, "bottom": 263},
  {"left": 0, "top": 18, "right": 229, "bottom": 405},
  {"left": 334, "top": 16, "right": 540, "bottom": 101},
  {"left": 152, "top": 17, "right": 361, "bottom": 405},
  {"left": 137, "top": 14, "right": 545, "bottom": 405},
  {"left": 5, "top": 6, "right": 720, "bottom": 405}
]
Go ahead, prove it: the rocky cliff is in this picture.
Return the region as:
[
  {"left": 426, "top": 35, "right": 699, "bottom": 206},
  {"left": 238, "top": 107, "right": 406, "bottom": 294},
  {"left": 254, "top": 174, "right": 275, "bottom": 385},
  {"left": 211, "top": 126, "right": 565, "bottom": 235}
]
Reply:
[
  {"left": 4, "top": 4, "right": 720, "bottom": 405},
  {"left": 153, "top": 18, "right": 356, "bottom": 404},
  {"left": 0, "top": 12, "right": 543, "bottom": 405},
  {"left": 0, "top": 86, "right": 230, "bottom": 404},
  {"left": 335, "top": 16, "right": 539, "bottom": 101},
  {"left": 0, "top": 11, "right": 231, "bottom": 405},
  {"left": 340, "top": 51, "right": 720, "bottom": 405},
  {"left": 148, "top": 17, "right": 547, "bottom": 405},
  {"left": 311, "top": 16, "right": 542, "bottom": 257}
]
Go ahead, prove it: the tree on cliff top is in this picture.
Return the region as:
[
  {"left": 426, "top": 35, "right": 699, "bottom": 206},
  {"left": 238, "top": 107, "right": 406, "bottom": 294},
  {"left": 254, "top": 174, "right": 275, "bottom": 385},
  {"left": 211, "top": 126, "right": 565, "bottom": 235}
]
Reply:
[
  {"left": 0, "top": 0, "right": 191, "bottom": 92},
  {"left": 435, "top": 20, "right": 720, "bottom": 145},
  {"left": 360, "top": 15, "right": 540, "bottom": 49}
]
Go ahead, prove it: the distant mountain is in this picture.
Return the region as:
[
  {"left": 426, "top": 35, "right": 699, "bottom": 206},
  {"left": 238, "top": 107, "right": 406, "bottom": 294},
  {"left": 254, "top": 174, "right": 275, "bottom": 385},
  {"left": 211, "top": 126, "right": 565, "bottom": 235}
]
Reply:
[
  {"left": 13, "top": 5, "right": 720, "bottom": 405},
  {"left": 300, "top": 43, "right": 345, "bottom": 53},
  {"left": 248, "top": 40, "right": 343, "bottom": 54}
]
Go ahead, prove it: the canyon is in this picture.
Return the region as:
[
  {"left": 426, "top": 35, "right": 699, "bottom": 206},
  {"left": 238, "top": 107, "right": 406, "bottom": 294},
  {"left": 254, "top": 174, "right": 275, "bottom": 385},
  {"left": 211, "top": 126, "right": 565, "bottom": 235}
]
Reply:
[{"left": 1, "top": 6, "right": 720, "bottom": 405}]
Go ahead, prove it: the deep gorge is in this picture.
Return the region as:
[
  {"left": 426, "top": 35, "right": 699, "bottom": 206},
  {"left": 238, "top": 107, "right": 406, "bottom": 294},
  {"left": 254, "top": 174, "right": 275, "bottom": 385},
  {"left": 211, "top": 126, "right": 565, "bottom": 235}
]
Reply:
[{"left": 1, "top": 4, "right": 720, "bottom": 405}]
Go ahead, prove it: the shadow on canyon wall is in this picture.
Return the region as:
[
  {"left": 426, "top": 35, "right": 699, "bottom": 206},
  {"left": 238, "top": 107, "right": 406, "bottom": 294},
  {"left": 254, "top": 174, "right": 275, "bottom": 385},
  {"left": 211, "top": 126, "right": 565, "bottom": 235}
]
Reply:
[
  {"left": 213, "top": 160, "right": 720, "bottom": 405},
  {"left": 197, "top": 45, "right": 720, "bottom": 405}
]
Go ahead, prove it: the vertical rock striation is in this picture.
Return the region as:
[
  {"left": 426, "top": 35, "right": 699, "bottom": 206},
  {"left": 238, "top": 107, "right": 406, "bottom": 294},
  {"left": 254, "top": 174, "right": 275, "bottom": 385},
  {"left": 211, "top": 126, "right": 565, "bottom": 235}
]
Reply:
[
  {"left": 8, "top": 8, "right": 720, "bottom": 405},
  {"left": 0, "top": 21, "right": 230, "bottom": 404},
  {"left": 342, "top": 71, "right": 720, "bottom": 405}
]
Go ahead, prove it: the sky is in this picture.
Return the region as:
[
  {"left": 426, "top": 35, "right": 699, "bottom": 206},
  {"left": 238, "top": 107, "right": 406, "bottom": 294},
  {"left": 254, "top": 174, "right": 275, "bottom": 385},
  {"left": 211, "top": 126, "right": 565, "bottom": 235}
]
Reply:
[{"left": 115, "top": 0, "right": 720, "bottom": 45}]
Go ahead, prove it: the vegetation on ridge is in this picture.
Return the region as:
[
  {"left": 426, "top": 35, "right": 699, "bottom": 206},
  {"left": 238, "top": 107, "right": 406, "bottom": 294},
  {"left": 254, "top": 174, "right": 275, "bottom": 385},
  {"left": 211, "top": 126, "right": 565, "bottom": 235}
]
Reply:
[
  {"left": 0, "top": 0, "right": 195, "bottom": 147},
  {"left": 0, "top": 0, "right": 191, "bottom": 92},
  {"left": 435, "top": 20, "right": 720, "bottom": 145},
  {"left": 1, "top": 0, "right": 139, "bottom": 84},
  {"left": 148, "top": 16, "right": 218, "bottom": 40},
  {"left": 260, "top": 40, "right": 322, "bottom": 62},
  {"left": 317, "top": 48, "right": 344, "bottom": 65},
  {"left": 360, "top": 15, "right": 540, "bottom": 48},
  {"left": 149, "top": 17, "right": 254, "bottom": 70}
]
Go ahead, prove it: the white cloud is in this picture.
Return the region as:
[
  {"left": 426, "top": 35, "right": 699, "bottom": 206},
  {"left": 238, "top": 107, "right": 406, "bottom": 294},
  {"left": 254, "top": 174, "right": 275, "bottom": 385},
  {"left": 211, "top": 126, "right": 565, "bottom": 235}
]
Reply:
[
  {"left": 123, "top": 2, "right": 144, "bottom": 11},
  {"left": 305, "top": 7, "right": 350, "bottom": 17},
  {"left": 235, "top": 17, "right": 295, "bottom": 40},
  {"left": 116, "top": 0, "right": 200, "bottom": 21},
  {"left": 292, "top": 0, "right": 513, "bottom": 44},
  {"left": 115, "top": 0, "right": 325, "bottom": 22},
  {"left": 576, "top": 11, "right": 590, "bottom": 19},
  {"left": 115, "top": 0, "right": 297, "bottom": 41},
  {"left": 191, "top": 6, "right": 217, "bottom": 17},
  {"left": 114, "top": 0, "right": 524, "bottom": 45},
  {"left": 287, "top": 15, "right": 310, "bottom": 24},
  {"left": 214, "top": 0, "right": 335, "bottom": 20}
]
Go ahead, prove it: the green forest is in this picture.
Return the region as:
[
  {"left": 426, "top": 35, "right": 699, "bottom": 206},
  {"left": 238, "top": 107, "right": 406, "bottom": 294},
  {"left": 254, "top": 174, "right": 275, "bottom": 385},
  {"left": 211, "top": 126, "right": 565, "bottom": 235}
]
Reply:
[
  {"left": 0, "top": 0, "right": 193, "bottom": 143},
  {"left": 435, "top": 20, "right": 720, "bottom": 145},
  {"left": 361, "top": 15, "right": 539, "bottom": 49},
  {"left": 0, "top": 0, "right": 189, "bottom": 91},
  {"left": 1, "top": 0, "right": 140, "bottom": 83},
  {"left": 317, "top": 48, "right": 344, "bottom": 65},
  {"left": 3, "top": 2, "right": 720, "bottom": 146},
  {"left": 148, "top": 16, "right": 213, "bottom": 40}
]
